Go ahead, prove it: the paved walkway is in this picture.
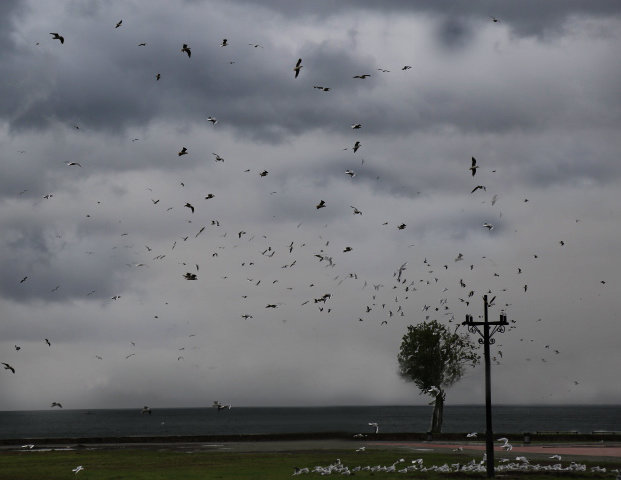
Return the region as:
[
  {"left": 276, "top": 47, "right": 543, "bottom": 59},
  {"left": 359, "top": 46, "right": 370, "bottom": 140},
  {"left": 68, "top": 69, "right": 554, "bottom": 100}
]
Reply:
[{"left": 370, "top": 441, "right": 621, "bottom": 459}]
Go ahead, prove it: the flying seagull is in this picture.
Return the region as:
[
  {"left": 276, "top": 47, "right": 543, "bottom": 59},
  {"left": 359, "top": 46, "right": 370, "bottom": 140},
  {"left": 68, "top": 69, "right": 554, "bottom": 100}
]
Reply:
[
  {"left": 178, "top": 147, "right": 188, "bottom": 156},
  {"left": 115, "top": 20, "right": 122, "bottom": 28},
  {"left": 470, "top": 157, "right": 479, "bottom": 176},
  {"left": 316, "top": 200, "right": 326, "bottom": 209},
  {"left": 350, "top": 206, "right": 362, "bottom": 215},
  {"left": 353, "top": 74, "right": 371, "bottom": 79},
  {"left": 351, "top": 123, "right": 362, "bottom": 129},
  {"left": 181, "top": 43, "right": 191, "bottom": 57},
  {"left": 368, "top": 422, "right": 379, "bottom": 433},
  {"left": 183, "top": 272, "right": 197, "bottom": 280},
  {"left": 50, "top": 33, "right": 64, "bottom": 44},
  {"left": 212, "top": 153, "right": 224, "bottom": 162},
  {"left": 483, "top": 222, "right": 494, "bottom": 230},
  {"left": 51, "top": 402, "right": 63, "bottom": 408},
  {"left": 184, "top": 202, "right": 194, "bottom": 213},
  {"left": 220, "top": 38, "right": 228, "bottom": 47},
  {"left": 353, "top": 141, "right": 361, "bottom": 153},
  {"left": 207, "top": 116, "right": 218, "bottom": 125},
  {"left": 2, "top": 363, "right": 15, "bottom": 374},
  {"left": 65, "top": 161, "right": 82, "bottom": 167},
  {"left": 293, "top": 58, "right": 303, "bottom": 78}
]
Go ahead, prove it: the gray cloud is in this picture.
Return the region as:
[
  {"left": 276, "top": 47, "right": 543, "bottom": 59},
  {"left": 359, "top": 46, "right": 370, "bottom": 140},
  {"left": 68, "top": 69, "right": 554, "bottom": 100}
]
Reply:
[{"left": 0, "top": 0, "right": 620, "bottom": 410}]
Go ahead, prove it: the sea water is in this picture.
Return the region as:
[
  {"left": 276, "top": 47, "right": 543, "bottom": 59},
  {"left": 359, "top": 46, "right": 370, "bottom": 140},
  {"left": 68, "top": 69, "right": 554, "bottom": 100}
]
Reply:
[{"left": 0, "top": 405, "right": 619, "bottom": 440}]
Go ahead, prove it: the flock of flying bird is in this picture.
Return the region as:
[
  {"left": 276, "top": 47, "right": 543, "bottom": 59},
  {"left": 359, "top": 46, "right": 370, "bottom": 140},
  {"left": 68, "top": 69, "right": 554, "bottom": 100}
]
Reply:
[{"left": 2, "top": 13, "right": 597, "bottom": 410}]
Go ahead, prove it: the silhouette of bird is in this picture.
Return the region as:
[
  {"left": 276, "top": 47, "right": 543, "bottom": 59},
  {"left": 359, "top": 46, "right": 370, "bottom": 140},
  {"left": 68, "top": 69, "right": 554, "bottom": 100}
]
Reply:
[
  {"left": 293, "top": 58, "right": 303, "bottom": 78},
  {"left": 353, "top": 74, "right": 371, "bottom": 79},
  {"left": 2, "top": 363, "right": 15, "bottom": 374},
  {"left": 184, "top": 202, "right": 194, "bottom": 213},
  {"left": 471, "top": 185, "right": 486, "bottom": 193},
  {"left": 470, "top": 157, "right": 479, "bottom": 176},
  {"left": 45, "top": 338, "right": 51, "bottom": 346},
  {"left": 156, "top": 73, "right": 161, "bottom": 80},
  {"left": 207, "top": 116, "right": 218, "bottom": 125},
  {"left": 220, "top": 38, "right": 228, "bottom": 47},
  {"left": 353, "top": 141, "right": 361, "bottom": 153},
  {"left": 351, "top": 123, "right": 362, "bottom": 129},
  {"left": 115, "top": 20, "right": 122, "bottom": 28},
  {"left": 178, "top": 147, "right": 188, "bottom": 156},
  {"left": 50, "top": 33, "right": 64, "bottom": 44},
  {"left": 368, "top": 422, "right": 379, "bottom": 433},
  {"left": 65, "top": 161, "right": 82, "bottom": 167},
  {"left": 183, "top": 272, "right": 197, "bottom": 280},
  {"left": 212, "top": 153, "right": 224, "bottom": 162},
  {"left": 181, "top": 43, "right": 191, "bottom": 57},
  {"left": 316, "top": 200, "right": 326, "bottom": 209},
  {"left": 51, "top": 402, "right": 62, "bottom": 408}
]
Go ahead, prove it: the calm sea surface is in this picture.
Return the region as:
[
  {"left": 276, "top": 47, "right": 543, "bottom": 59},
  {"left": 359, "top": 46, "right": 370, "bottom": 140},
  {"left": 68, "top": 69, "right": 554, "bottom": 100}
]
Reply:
[{"left": 0, "top": 405, "right": 619, "bottom": 439}]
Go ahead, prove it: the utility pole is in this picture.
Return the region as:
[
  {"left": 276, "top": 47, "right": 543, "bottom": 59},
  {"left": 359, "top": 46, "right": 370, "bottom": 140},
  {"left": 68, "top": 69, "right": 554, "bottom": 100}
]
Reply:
[{"left": 462, "top": 294, "right": 508, "bottom": 479}]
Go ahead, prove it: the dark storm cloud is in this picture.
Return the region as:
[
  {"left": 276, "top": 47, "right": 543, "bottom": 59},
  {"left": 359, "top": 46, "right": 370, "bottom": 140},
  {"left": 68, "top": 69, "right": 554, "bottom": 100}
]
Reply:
[
  {"left": 228, "top": 0, "right": 621, "bottom": 38},
  {"left": 0, "top": 0, "right": 619, "bottom": 410}
]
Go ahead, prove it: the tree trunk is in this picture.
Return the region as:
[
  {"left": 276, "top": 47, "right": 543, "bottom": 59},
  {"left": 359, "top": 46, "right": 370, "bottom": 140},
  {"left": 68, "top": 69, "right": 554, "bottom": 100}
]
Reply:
[{"left": 430, "top": 392, "right": 445, "bottom": 433}]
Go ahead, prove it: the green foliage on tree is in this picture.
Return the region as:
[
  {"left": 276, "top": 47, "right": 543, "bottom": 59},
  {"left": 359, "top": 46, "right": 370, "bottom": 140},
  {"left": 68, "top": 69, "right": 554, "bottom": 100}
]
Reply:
[{"left": 397, "top": 320, "right": 480, "bottom": 433}]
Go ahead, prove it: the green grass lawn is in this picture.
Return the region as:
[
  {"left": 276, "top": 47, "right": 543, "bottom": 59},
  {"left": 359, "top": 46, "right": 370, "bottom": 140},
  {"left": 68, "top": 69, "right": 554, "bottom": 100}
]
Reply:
[{"left": 0, "top": 447, "right": 618, "bottom": 479}]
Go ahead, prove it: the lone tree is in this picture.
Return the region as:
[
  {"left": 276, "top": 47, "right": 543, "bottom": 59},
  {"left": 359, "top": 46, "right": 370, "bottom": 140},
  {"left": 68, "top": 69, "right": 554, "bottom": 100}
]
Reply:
[{"left": 397, "top": 320, "right": 480, "bottom": 433}]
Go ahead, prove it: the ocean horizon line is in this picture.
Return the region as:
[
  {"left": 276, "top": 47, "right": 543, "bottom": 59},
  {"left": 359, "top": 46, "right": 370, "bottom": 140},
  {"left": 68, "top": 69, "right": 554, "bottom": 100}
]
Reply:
[{"left": 1, "top": 403, "right": 619, "bottom": 413}]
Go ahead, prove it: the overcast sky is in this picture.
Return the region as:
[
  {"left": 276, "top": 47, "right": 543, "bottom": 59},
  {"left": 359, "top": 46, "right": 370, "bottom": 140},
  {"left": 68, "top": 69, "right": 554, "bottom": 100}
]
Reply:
[{"left": 1, "top": 0, "right": 620, "bottom": 410}]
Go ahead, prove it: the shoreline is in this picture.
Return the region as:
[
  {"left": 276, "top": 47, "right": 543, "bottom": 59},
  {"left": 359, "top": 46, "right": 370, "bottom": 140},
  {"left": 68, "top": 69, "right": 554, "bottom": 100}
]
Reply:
[{"left": 2, "top": 431, "right": 621, "bottom": 447}]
